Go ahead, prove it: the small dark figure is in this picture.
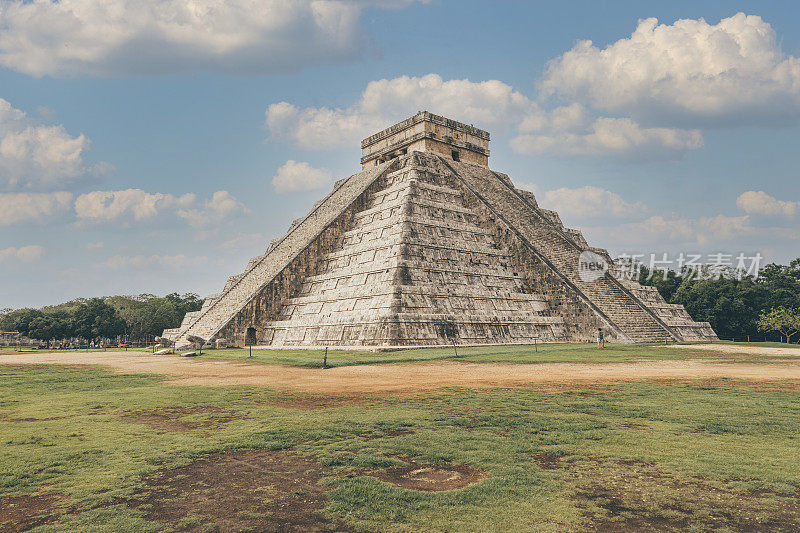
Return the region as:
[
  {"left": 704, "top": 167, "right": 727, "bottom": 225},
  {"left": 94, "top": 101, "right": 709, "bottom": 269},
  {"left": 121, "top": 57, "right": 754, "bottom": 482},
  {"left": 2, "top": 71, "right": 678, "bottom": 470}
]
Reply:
[{"left": 596, "top": 328, "right": 605, "bottom": 348}]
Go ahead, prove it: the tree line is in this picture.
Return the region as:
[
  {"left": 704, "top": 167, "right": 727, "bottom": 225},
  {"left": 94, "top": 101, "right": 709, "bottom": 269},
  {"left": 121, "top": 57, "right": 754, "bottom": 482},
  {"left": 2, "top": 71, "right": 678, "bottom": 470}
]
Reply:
[
  {"left": 2, "top": 258, "right": 798, "bottom": 344},
  {"left": 638, "top": 257, "right": 800, "bottom": 342},
  {"left": 0, "top": 293, "right": 203, "bottom": 342}
]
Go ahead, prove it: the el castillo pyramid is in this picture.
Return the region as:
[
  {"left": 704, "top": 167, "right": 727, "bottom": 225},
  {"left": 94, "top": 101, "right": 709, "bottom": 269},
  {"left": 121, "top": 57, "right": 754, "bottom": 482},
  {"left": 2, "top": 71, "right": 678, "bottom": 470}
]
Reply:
[{"left": 164, "top": 112, "right": 717, "bottom": 349}]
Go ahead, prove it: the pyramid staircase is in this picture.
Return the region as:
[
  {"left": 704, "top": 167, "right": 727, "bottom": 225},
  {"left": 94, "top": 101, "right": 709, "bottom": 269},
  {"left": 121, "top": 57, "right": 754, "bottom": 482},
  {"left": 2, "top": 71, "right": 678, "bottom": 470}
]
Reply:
[
  {"left": 441, "top": 158, "right": 679, "bottom": 343},
  {"left": 163, "top": 160, "right": 397, "bottom": 345},
  {"left": 258, "top": 155, "right": 566, "bottom": 346}
]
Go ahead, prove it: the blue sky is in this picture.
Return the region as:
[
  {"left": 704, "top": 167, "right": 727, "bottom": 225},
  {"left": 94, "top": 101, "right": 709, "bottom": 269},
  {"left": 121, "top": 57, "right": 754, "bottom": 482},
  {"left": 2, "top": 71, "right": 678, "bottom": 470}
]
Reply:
[{"left": 1, "top": 0, "right": 798, "bottom": 308}]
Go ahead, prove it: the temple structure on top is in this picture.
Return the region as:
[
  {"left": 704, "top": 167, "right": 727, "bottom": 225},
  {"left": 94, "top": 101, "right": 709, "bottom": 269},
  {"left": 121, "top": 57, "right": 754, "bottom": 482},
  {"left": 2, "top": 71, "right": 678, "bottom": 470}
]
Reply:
[
  {"left": 163, "top": 112, "right": 717, "bottom": 349},
  {"left": 361, "top": 111, "right": 490, "bottom": 169}
]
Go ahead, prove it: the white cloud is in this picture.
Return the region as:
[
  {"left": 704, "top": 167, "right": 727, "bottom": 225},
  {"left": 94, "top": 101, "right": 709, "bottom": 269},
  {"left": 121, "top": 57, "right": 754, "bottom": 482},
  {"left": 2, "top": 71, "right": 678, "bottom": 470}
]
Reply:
[
  {"left": 266, "top": 74, "right": 536, "bottom": 150},
  {"left": 0, "top": 99, "right": 104, "bottom": 191},
  {"left": 86, "top": 241, "right": 104, "bottom": 250},
  {"left": 74, "top": 188, "right": 195, "bottom": 223},
  {"left": 0, "top": 244, "right": 45, "bottom": 264},
  {"left": 271, "top": 160, "right": 332, "bottom": 193},
  {"left": 267, "top": 73, "right": 704, "bottom": 159},
  {"left": 177, "top": 190, "right": 248, "bottom": 227},
  {"left": 737, "top": 190, "right": 799, "bottom": 217},
  {"left": 515, "top": 182, "right": 539, "bottom": 194},
  {"left": 570, "top": 189, "right": 799, "bottom": 261},
  {"left": 74, "top": 188, "right": 247, "bottom": 227},
  {"left": 596, "top": 214, "right": 754, "bottom": 247},
  {"left": 217, "top": 232, "right": 265, "bottom": 253},
  {"left": 511, "top": 117, "right": 703, "bottom": 158},
  {"left": 518, "top": 103, "right": 589, "bottom": 134},
  {"left": 265, "top": 14, "right": 798, "bottom": 160},
  {"left": 695, "top": 214, "right": 754, "bottom": 244},
  {"left": 0, "top": 0, "right": 422, "bottom": 78},
  {"left": 0, "top": 191, "right": 73, "bottom": 226},
  {"left": 540, "top": 13, "right": 800, "bottom": 125},
  {"left": 540, "top": 186, "right": 647, "bottom": 219},
  {"left": 96, "top": 253, "right": 195, "bottom": 270}
]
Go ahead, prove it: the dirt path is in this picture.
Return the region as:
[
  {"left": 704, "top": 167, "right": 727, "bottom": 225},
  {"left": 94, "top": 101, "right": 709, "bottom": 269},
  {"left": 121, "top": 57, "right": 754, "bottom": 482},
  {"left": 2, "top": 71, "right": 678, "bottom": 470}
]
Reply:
[
  {"left": 3, "top": 351, "right": 800, "bottom": 393},
  {"left": 672, "top": 343, "right": 800, "bottom": 357}
]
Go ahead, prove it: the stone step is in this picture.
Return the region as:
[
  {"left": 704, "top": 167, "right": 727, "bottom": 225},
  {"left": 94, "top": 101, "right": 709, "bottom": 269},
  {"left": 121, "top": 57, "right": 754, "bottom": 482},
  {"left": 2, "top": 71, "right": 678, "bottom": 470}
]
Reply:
[{"left": 173, "top": 159, "right": 400, "bottom": 344}]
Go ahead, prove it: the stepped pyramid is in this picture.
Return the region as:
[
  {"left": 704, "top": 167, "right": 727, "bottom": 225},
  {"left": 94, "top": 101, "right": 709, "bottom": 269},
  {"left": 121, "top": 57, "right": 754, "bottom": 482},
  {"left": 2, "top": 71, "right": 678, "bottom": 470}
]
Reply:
[{"left": 165, "top": 112, "right": 717, "bottom": 349}]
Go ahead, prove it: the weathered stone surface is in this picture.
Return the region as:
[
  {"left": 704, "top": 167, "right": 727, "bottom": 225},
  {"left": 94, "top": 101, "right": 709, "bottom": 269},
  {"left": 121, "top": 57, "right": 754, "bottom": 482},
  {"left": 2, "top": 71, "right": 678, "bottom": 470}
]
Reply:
[
  {"left": 249, "top": 155, "right": 566, "bottom": 347},
  {"left": 166, "top": 159, "right": 399, "bottom": 347},
  {"left": 362, "top": 111, "right": 490, "bottom": 169},
  {"left": 165, "top": 113, "right": 716, "bottom": 348},
  {"left": 441, "top": 157, "right": 690, "bottom": 343}
]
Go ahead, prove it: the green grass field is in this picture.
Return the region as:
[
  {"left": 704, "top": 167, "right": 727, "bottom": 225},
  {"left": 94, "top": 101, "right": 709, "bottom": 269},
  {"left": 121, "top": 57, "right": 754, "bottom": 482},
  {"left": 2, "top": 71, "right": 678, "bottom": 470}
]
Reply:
[
  {"left": 182, "top": 340, "right": 799, "bottom": 367},
  {"left": 3, "top": 340, "right": 797, "bottom": 367},
  {"left": 1, "top": 342, "right": 800, "bottom": 531}
]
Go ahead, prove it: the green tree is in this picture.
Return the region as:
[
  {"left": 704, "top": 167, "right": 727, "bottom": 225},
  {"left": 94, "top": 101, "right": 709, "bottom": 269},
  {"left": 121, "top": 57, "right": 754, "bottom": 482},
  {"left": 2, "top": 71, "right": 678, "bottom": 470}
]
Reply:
[
  {"left": 1, "top": 292, "right": 203, "bottom": 341},
  {"left": 107, "top": 293, "right": 202, "bottom": 338},
  {"left": 757, "top": 307, "right": 800, "bottom": 343},
  {"left": 670, "top": 276, "right": 769, "bottom": 340},
  {"left": 71, "top": 298, "right": 126, "bottom": 339},
  {"left": 637, "top": 266, "right": 685, "bottom": 302},
  {"left": 27, "top": 314, "right": 65, "bottom": 341},
  {"left": 636, "top": 257, "right": 800, "bottom": 341}
]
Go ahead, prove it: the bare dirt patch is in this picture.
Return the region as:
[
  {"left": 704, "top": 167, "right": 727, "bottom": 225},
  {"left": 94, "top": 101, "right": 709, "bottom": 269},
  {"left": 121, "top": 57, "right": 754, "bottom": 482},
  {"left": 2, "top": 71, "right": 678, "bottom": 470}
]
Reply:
[
  {"left": 672, "top": 343, "right": 800, "bottom": 357},
  {"left": 3, "top": 351, "right": 800, "bottom": 394},
  {"left": 619, "top": 421, "right": 651, "bottom": 430},
  {"left": 662, "top": 377, "right": 800, "bottom": 394},
  {"left": 126, "top": 449, "right": 352, "bottom": 532},
  {"left": 260, "top": 394, "right": 382, "bottom": 410},
  {"left": 0, "top": 493, "right": 64, "bottom": 532},
  {"left": 366, "top": 457, "right": 487, "bottom": 491},
  {"left": 120, "top": 406, "right": 240, "bottom": 432},
  {"left": 748, "top": 382, "right": 800, "bottom": 393},
  {"left": 0, "top": 415, "right": 70, "bottom": 422},
  {"left": 547, "top": 457, "right": 800, "bottom": 531},
  {"left": 533, "top": 452, "right": 564, "bottom": 470}
]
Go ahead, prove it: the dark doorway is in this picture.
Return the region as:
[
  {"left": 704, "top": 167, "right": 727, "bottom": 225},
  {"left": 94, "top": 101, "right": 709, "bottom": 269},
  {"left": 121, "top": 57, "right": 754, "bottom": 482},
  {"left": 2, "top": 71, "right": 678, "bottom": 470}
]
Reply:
[
  {"left": 451, "top": 150, "right": 460, "bottom": 161},
  {"left": 245, "top": 327, "right": 257, "bottom": 346}
]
